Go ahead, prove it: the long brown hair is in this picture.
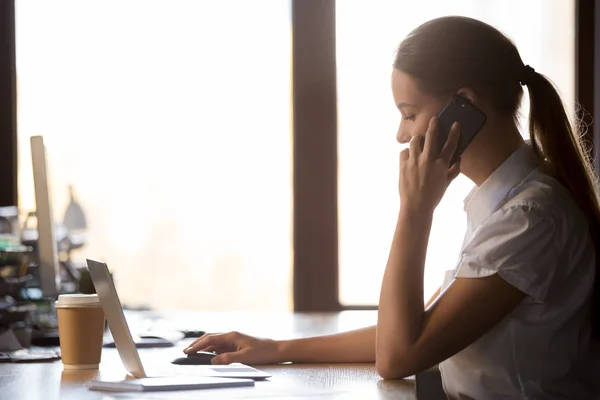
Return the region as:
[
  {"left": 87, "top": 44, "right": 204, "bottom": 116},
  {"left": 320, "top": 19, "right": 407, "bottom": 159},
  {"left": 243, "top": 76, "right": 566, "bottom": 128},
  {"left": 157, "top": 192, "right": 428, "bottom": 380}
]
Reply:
[{"left": 394, "top": 16, "right": 600, "bottom": 337}]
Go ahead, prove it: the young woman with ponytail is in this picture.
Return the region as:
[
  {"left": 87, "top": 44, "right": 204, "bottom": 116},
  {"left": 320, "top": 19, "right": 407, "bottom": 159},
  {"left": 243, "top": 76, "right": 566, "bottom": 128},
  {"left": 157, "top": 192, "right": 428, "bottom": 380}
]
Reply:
[{"left": 184, "top": 16, "right": 600, "bottom": 398}]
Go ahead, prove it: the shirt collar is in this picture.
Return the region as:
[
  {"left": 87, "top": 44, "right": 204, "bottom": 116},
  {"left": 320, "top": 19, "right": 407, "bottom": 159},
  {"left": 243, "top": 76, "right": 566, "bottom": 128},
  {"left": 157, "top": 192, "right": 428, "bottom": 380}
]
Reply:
[{"left": 463, "top": 143, "right": 540, "bottom": 229}]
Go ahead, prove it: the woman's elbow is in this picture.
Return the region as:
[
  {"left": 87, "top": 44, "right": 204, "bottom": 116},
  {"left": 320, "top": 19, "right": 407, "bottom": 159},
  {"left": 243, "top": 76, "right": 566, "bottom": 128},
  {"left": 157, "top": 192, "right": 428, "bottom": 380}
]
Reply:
[{"left": 375, "top": 354, "right": 415, "bottom": 380}]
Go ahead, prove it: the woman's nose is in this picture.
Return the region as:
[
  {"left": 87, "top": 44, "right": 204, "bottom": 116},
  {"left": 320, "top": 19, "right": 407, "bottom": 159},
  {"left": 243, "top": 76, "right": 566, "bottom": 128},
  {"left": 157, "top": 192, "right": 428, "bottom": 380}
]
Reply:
[{"left": 396, "top": 128, "right": 411, "bottom": 144}]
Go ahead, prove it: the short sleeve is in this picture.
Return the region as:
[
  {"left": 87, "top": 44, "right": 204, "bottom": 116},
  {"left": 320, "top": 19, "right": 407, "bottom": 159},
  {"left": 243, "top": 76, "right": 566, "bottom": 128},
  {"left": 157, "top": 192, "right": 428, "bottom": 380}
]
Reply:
[{"left": 456, "top": 204, "right": 559, "bottom": 302}]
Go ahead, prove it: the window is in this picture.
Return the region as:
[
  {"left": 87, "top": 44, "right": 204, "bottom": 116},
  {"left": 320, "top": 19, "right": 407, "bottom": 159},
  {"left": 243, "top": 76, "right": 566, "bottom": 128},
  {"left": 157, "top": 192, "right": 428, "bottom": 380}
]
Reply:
[
  {"left": 16, "top": 0, "right": 293, "bottom": 311},
  {"left": 337, "top": 0, "right": 575, "bottom": 305}
]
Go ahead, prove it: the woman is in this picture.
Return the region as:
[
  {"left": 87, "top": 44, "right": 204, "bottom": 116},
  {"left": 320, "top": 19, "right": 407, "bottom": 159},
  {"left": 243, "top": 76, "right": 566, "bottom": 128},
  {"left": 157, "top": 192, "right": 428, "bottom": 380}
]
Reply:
[{"left": 185, "top": 16, "right": 600, "bottom": 398}]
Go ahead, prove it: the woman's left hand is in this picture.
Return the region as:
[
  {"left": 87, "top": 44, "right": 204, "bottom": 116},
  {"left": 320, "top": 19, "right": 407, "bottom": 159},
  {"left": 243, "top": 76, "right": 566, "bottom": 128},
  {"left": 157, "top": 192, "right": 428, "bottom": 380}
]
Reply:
[{"left": 399, "top": 117, "right": 461, "bottom": 214}]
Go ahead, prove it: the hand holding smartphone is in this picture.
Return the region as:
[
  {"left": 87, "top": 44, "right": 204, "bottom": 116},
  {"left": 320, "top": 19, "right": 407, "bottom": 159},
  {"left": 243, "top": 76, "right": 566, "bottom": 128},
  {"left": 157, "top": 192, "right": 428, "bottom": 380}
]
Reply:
[{"left": 420, "top": 94, "right": 487, "bottom": 165}]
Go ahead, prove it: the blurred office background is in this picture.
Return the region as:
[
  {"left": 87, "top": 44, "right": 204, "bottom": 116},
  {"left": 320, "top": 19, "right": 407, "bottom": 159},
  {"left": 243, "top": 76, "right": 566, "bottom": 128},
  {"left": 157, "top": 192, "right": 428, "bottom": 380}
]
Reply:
[{"left": 1, "top": 0, "right": 585, "bottom": 311}]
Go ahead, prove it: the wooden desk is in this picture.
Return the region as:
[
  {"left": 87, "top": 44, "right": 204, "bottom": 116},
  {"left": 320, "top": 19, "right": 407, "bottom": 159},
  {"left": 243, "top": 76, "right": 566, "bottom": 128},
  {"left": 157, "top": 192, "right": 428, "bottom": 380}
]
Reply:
[{"left": 0, "top": 311, "right": 424, "bottom": 399}]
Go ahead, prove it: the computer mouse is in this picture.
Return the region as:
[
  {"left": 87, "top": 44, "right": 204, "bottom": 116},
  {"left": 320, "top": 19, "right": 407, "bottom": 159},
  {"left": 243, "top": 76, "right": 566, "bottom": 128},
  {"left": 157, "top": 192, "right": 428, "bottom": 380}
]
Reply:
[
  {"left": 180, "top": 329, "right": 206, "bottom": 338},
  {"left": 171, "top": 351, "right": 216, "bottom": 365}
]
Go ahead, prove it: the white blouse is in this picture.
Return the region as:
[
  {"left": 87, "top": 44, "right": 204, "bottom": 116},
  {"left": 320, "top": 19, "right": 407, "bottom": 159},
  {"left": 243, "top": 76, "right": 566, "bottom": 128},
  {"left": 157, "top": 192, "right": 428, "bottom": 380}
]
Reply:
[{"left": 439, "top": 144, "right": 597, "bottom": 399}]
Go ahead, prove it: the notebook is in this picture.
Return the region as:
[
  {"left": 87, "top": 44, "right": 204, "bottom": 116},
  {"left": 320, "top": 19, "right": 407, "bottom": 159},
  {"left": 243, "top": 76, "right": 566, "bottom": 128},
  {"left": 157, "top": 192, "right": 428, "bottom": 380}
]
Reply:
[{"left": 87, "top": 376, "right": 254, "bottom": 392}]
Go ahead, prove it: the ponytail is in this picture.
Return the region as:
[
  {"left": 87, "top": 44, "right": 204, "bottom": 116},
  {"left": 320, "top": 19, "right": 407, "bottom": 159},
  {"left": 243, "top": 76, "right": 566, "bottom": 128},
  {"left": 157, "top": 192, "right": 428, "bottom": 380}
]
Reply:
[{"left": 526, "top": 70, "right": 600, "bottom": 338}]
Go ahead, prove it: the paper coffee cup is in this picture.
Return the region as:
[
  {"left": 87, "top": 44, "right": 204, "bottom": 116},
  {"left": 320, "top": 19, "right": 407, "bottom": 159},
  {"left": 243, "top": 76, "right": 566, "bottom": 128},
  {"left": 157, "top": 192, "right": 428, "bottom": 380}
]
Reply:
[{"left": 55, "top": 294, "right": 105, "bottom": 370}]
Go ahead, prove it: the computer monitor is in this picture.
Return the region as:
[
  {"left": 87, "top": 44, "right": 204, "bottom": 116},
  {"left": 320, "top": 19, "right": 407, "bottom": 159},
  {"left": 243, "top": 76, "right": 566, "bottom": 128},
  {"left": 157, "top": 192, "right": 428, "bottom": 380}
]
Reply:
[{"left": 30, "top": 135, "right": 60, "bottom": 298}]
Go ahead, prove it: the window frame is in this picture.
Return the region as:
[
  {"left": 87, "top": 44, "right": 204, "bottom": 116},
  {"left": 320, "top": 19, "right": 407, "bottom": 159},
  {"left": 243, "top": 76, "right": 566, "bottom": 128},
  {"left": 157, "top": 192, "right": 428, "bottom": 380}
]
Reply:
[
  {"left": 0, "top": 0, "right": 17, "bottom": 208},
  {"left": 1, "top": 0, "right": 596, "bottom": 311},
  {"left": 305, "top": 0, "right": 597, "bottom": 311}
]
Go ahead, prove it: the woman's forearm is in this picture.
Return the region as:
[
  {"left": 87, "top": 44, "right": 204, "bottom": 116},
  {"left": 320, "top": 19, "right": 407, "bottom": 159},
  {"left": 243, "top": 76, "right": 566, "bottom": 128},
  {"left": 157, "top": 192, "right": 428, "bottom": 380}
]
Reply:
[
  {"left": 377, "top": 210, "right": 433, "bottom": 373},
  {"left": 277, "top": 325, "right": 376, "bottom": 363},
  {"left": 276, "top": 281, "right": 440, "bottom": 365}
]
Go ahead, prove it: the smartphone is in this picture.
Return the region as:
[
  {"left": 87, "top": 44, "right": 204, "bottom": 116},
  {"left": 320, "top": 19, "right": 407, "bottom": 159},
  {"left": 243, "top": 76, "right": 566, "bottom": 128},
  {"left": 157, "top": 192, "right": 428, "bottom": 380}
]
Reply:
[{"left": 419, "top": 94, "right": 487, "bottom": 165}]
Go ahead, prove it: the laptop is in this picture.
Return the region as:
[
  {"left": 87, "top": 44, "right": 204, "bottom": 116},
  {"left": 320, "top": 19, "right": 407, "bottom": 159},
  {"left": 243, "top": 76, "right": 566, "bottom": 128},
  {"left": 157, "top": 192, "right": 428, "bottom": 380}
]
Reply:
[{"left": 86, "top": 259, "right": 271, "bottom": 380}]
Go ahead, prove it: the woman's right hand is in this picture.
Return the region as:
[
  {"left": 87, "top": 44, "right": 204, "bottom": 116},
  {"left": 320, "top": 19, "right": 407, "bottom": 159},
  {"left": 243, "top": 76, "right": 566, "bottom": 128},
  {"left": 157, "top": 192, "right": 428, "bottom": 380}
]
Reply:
[{"left": 183, "top": 331, "right": 283, "bottom": 365}]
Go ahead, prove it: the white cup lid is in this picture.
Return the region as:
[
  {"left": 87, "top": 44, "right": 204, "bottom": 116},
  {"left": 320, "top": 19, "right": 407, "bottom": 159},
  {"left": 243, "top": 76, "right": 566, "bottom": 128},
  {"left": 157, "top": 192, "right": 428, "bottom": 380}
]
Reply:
[{"left": 55, "top": 294, "right": 100, "bottom": 307}]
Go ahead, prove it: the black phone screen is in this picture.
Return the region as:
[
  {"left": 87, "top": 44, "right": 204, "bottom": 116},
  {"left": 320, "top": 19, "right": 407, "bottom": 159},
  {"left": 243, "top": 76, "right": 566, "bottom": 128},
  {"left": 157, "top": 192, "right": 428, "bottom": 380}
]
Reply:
[{"left": 420, "top": 94, "right": 487, "bottom": 165}]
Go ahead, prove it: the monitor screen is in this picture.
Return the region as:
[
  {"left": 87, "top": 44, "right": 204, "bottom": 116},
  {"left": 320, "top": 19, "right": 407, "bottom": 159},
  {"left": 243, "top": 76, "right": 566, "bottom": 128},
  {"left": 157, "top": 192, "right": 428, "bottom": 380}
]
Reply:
[{"left": 30, "top": 135, "right": 60, "bottom": 298}]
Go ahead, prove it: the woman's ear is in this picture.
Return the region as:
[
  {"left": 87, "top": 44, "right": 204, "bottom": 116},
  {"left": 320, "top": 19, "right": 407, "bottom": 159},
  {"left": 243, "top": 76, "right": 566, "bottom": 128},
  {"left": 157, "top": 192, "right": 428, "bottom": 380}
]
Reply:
[{"left": 456, "top": 87, "right": 479, "bottom": 106}]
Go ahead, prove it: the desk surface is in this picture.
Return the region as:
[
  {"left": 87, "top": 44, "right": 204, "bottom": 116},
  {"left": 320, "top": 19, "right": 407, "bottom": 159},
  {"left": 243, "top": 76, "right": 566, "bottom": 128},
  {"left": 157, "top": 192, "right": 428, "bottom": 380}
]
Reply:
[{"left": 0, "top": 311, "right": 422, "bottom": 400}]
